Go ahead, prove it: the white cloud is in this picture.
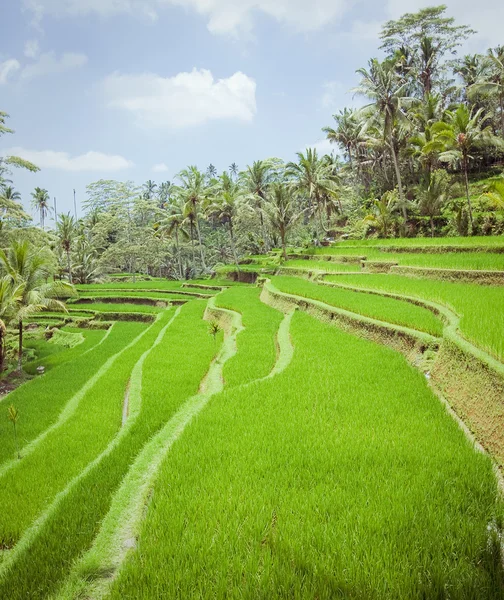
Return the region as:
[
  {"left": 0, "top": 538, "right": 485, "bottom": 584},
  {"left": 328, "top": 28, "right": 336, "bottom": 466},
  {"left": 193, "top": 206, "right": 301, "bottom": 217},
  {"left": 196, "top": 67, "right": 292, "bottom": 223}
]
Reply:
[
  {"left": 24, "top": 39, "right": 40, "bottom": 58},
  {"left": 4, "top": 148, "right": 134, "bottom": 172},
  {"left": 152, "top": 162, "right": 169, "bottom": 172},
  {"left": 21, "top": 51, "right": 87, "bottom": 80},
  {"left": 102, "top": 68, "right": 257, "bottom": 129},
  {"left": 23, "top": 0, "right": 354, "bottom": 37},
  {"left": 0, "top": 59, "right": 21, "bottom": 85}
]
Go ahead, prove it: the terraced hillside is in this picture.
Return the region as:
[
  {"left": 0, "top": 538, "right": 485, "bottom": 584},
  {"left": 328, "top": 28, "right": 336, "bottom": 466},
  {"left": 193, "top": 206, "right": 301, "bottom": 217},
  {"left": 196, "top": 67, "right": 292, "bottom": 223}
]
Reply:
[{"left": 1, "top": 245, "right": 504, "bottom": 599}]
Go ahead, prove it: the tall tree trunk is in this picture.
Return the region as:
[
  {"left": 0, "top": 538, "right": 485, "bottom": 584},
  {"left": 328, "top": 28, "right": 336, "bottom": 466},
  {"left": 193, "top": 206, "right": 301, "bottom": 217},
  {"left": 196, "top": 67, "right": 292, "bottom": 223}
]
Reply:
[
  {"left": 390, "top": 138, "right": 407, "bottom": 220},
  {"left": 190, "top": 221, "right": 196, "bottom": 275},
  {"left": 66, "top": 249, "right": 72, "bottom": 284},
  {"left": 430, "top": 216, "right": 435, "bottom": 238},
  {"left": 259, "top": 195, "right": 269, "bottom": 253},
  {"left": 175, "top": 227, "right": 183, "bottom": 280},
  {"left": 463, "top": 154, "right": 474, "bottom": 228},
  {"left": 280, "top": 226, "right": 287, "bottom": 260},
  {"left": 194, "top": 216, "right": 206, "bottom": 271},
  {"left": 0, "top": 332, "right": 5, "bottom": 373},
  {"left": 17, "top": 320, "right": 23, "bottom": 371},
  {"left": 500, "top": 91, "right": 504, "bottom": 139},
  {"left": 229, "top": 222, "right": 240, "bottom": 271}
]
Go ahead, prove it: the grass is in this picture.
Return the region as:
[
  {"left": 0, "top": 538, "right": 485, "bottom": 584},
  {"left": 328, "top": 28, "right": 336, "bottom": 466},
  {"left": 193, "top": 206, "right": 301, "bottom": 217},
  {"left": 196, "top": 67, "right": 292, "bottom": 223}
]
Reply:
[
  {"left": 308, "top": 247, "right": 504, "bottom": 271},
  {"left": 69, "top": 303, "right": 164, "bottom": 314},
  {"left": 283, "top": 260, "right": 361, "bottom": 273},
  {"left": 0, "top": 301, "right": 218, "bottom": 599},
  {"left": 0, "top": 319, "right": 153, "bottom": 547},
  {"left": 107, "top": 311, "right": 503, "bottom": 599},
  {"left": 0, "top": 324, "right": 137, "bottom": 465},
  {"left": 271, "top": 276, "right": 443, "bottom": 337},
  {"left": 76, "top": 279, "right": 229, "bottom": 292},
  {"left": 325, "top": 274, "right": 504, "bottom": 362},
  {"left": 325, "top": 235, "right": 504, "bottom": 248},
  {"left": 214, "top": 287, "right": 283, "bottom": 387}
]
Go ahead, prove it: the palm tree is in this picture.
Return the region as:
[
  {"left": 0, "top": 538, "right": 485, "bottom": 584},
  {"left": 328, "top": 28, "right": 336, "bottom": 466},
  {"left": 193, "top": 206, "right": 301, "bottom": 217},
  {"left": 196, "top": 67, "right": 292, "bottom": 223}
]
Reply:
[
  {"left": 0, "top": 240, "right": 73, "bottom": 370},
  {"left": 470, "top": 46, "right": 504, "bottom": 139},
  {"left": 323, "top": 108, "right": 361, "bottom": 168},
  {"left": 265, "top": 184, "right": 302, "bottom": 260},
  {"left": 158, "top": 181, "right": 172, "bottom": 208},
  {"left": 56, "top": 213, "right": 76, "bottom": 283},
  {"left": 158, "top": 199, "right": 187, "bottom": 279},
  {"left": 431, "top": 105, "right": 503, "bottom": 226},
  {"left": 364, "top": 191, "right": 399, "bottom": 238},
  {"left": 417, "top": 169, "right": 451, "bottom": 237},
  {"left": 0, "top": 276, "right": 23, "bottom": 372},
  {"left": 229, "top": 163, "right": 239, "bottom": 180},
  {"left": 173, "top": 167, "right": 209, "bottom": 272},
  {"left": 240, "top": 158, "right": 282, "bottom": 253},
  {"left": 286, "top": 149, "right": 338, "bottom": 234},
  {"left": 143, "top": 180, "right": 158, "bottom": 200},
  {"left": 30, "top": 187, "right": 51, "bottom": 230},
  {"left": 206, "top": 164, "right": 218, "bottom": 180},
  {"left": 353, "top": 58, "right": 415, "bottom": 219},
  {"left": 0, "top": 186, "right": 29, "bottom": 228},
  {"left": 206, "top": 173, "right": 242, "bottom": 269},
  {"left": 482, "top": 176, "right": 504, "bottom": 211}
]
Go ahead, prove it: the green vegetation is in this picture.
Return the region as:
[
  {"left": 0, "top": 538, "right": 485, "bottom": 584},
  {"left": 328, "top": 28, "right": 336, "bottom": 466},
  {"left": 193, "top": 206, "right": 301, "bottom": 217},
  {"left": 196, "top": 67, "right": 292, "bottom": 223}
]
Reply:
[
  {"left": 271, "top": 276, "right": 443, "bottom": 336},
  {"left": 0, "top": 301, "right": 217, "bottom": 598},
  {"left": 283, "top": 260, "right": 360, "bottom": 273},
  {"left": 0, "top": 323, "right": 139, "bottom": 466},
  {"left": 325, "top": 273, "right": 504, "bottom": 361},
  {"left": 215, "top": 286, "right": 283, "bottom": 387},
  {"left": 108, "top": 312, "right": 502, "bottom": 599}
]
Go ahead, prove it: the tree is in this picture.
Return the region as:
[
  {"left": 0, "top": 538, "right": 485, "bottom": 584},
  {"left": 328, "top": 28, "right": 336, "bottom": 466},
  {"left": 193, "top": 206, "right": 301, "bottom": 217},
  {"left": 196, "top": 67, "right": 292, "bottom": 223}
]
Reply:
[
  {"left": 364, "top": 190, "right": 399, "bottom": 238},
  {"left": 173, "top": 167, "right": 209, "bottom": 272},
  {"left": 240, "top": 158, "right": 282, "bottom": 253},
  {"left": 158, "top": 199, "right": 187, "bottom": 279},
  {"left": 31, "top": 187, "right": 51, "bottom": 230},
  {"left": 265, "top": 184, "right": 302, "bottom": 260},
  {"left": 353, "top": 59, "right": 415, "bottom": 219},
  {"left": 417, "top": 169, "right": 451, "bottom": 236},
  {"left": 206, "top": 164, "right": 218, "bottom": 180},
  {"left": 206, "top": 173, "right": 242, "bottom": 270},
  {"left": 323, "top": 108, "right": 361, "bottom": 168},
  {"left": 380, "top": 5, "right": 474, "bottom": 97},
  {"left": 286, "top": 149, "right": 339, "bottom": 233},
  {"left": 470, "top": 46, "right": 504, "bottom": 139},
  {"left": 0, "top": 112, "right": 39, "bottom": 178},
  {"left": 56, "top": 213, "right": 77, "bottom": 283},
  {"left": 143, "top": 180, "right": 158, "bottom": 200},
  {"left": 431, "top": 105, "right": 504, "bottom": 226},
  {"left": 0, "top": 240, "right": 73, "bottom": 370},
  {"left": 229, "top": 163, "right": 239, "bottom": 180},
  {"left": 0, "top": 276, "right": 23, "bottom": 371}
]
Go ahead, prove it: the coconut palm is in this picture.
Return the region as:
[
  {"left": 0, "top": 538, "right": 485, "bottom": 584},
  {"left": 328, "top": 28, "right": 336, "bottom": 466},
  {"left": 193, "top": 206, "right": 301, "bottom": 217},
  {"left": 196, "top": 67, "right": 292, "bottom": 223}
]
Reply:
[
  {"left": 364, "top": 190, "right": 399, "bottom": 238},
  {"left": 56, "top": 213, "right": 76, "bottom": 283},
  {"left": 143, "top": 180, "right": 158, "bottom": 200},
  {"left": 0, "top": 276, "right": 23, "bottom": 371},
  {"left": 353, "top": 58, "right": 416, "bottom": 218},
  {"left": 240, "top": 158, "right": 282, "bottom": 253},
  {"left": 470, "top": 46, "right": 504, "bottom": 138},
  {"left": 286, "top": 149, "right": 339, "bottom": 233},
  {"left": 206, "top": 173, "right": 242, "bottom": 269},
  {"left": 30, "top": 187, "right": 51, "bottom": 230},
  {"left": 229, "top": 163, "right": 239, "bottom": 180},
  {"left": 264, "top": 184, "right": 303, "bottom": 260},
  {"left": 431, "top": 105, "right": 504, "bottom": 226},
  {"left": 417, "top": 169, "right": 451, "bottom": 237},
  {"left": 158, "top": 199, "right": 188, "bottom": 279},
  {"left": 0, "top": 240, "right": 74, "bottom": 370},
  {"left": 173, "top": 166, "right": 209, "bottom": 272},
  {"left": 323, "top": 108, "right": 362, "bottom": 168}
]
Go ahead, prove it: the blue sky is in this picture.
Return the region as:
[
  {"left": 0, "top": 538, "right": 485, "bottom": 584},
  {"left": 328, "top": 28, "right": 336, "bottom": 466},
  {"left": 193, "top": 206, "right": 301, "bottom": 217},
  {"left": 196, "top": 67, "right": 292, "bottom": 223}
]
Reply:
[{"left": 0, "top": 0, "right": 501, "bottom": 224}]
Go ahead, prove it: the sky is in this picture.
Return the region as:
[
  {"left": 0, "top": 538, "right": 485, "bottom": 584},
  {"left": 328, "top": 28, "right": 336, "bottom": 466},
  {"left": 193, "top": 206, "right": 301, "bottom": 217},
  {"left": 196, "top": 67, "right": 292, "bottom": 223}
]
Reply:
[{"left": 0, "top": 0, "right": 502, "bottom": 224}]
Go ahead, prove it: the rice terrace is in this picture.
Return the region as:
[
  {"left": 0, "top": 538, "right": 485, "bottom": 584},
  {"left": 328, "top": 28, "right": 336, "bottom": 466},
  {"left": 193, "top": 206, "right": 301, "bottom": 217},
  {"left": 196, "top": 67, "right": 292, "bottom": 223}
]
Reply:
[{"left": 2, "top": 1, "right": 504, "bottom": 598}]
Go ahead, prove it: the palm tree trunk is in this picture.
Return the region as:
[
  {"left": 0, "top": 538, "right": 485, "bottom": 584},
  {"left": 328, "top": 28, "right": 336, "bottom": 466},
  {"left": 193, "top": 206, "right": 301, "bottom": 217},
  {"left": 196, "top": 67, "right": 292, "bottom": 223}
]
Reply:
[
  {"left": 17, "top": 320, "right": 23, "bottom": 371},
  {"left": 430, "top": 216, "right": 435, "bottom": 238},
  {"left": 500, "top": 91, "right": 504, "bottom": 139},
  {"left": 0, "top": 334, "right": 5, "bottom": 373},
  {"left": 175, "top": 227, "right": 183, "bottom": 280},
  {"left": 463, "top": 154, "right": 474, "bottom": 228},
  {"left": 190, "top": 221, "right": 196, "bottom": 275},
  {"left": 259, "top": 197, "right": 269, "bottom": 253},
  {"left": 66, "top": 249, "right": 72, "bottom": 284},
  {"left": 390, "top": 139, "right": 407, "bottom": 221},
  {"left": 195, "top": 217, "right": 206, "bottom": 271},
  {"left": 280, "top": 226, "right": 287, "bottom": 260},
  {"left": 229, "top": 222, "right": 240, "bottom": 271}
]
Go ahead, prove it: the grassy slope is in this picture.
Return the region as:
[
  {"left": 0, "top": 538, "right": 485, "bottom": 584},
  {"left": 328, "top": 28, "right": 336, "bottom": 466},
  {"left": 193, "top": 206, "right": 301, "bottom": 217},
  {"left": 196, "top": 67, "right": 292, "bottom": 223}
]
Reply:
[
  {"left": 325, "top": 274, "right": 504, "bottom": 362},
  {"left": 215, "top": 287, "right": 283, "bottom": 387},
  {"left": 109, "top": 311, "right": 503, "bottom": 600},
  {"left": 283, "top": 260, "right": 360, "bottom": 272},
  {"left": 0, "top": 323, "right": 140, "bottom": 465},
  {"left": 0, "top": 301, "right": 218, "bottom": 599},
  {"left": 0, "top": 320, "right": 151, "bottom": 545},
  {"left": 271, "top": 276, "right": 443, "bottom": 337}
]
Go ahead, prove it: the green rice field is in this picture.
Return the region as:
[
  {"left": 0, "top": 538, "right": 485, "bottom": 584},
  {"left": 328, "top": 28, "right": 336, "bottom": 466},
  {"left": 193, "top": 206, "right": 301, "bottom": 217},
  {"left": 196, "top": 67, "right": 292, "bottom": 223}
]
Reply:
[{"left": 1, "top": 246, "right": 504, "bottom": 599}]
